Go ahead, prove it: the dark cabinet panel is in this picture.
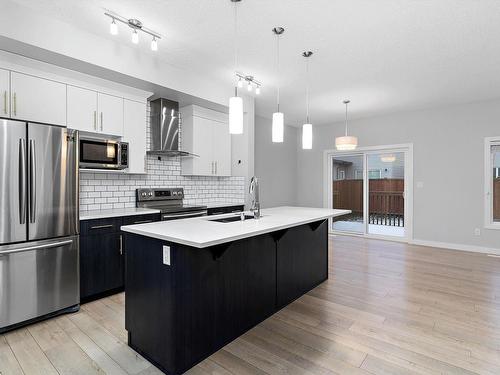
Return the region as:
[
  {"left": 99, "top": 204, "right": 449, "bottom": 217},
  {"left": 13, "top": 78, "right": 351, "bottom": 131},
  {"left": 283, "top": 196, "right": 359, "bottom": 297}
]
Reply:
[
  {"left": 80, "top": 231, "right": 122, "bottom": 300},
  {"left": 215, "top": 234, "right": 276, "bottom": 346},
  {"left": 80, "top": 213, "right": 161, "bottom": 302},
  {"left": 276, "top": 220, "right": 328, "bottom": 308}
]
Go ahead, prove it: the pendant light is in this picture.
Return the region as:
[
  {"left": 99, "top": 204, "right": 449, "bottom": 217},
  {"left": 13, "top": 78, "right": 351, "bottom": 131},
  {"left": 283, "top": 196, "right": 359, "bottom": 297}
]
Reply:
[
  {"left": 228, "top": 0, "right": 243, "bottom": 134},
  {"left": 335, "top": 100, "right": 358, "bottom": 150},
  {"left": 272, "top": 27, "right": 285, "bottom": 143},
  {"left": 302, "top": 51, "right": 313, "bottom": 149}
]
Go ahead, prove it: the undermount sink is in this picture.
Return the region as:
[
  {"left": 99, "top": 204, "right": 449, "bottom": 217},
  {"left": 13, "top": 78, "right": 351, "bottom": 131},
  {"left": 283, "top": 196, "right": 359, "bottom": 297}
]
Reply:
[{"left": 209, "top": 215, "right": 255, "bottom": 223}]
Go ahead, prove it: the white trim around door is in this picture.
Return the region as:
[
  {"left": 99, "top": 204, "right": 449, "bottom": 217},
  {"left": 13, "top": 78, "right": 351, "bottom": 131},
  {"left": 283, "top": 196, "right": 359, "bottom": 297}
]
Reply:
[{"left": 323, "top": 143, "right": 414, "bottom": 243}]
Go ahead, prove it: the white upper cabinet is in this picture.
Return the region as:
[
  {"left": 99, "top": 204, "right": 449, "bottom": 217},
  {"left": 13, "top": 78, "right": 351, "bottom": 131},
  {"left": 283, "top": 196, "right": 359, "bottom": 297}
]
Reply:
[
  {"left": 212, "top": 120, "right": 231, "bottom": 176},
  {"left": 0, "top": 69, "right": 9, "bottom": 118},
  {"left": 10, "top": 72, "right": 67, "bottom": 126},
  {"left": 67, "top": 85, "right": 98, "bottom": 132},
  {"left": 123, "top": 99, "right": 147, "bottom": 174},
  {"left": 181, "top": 105, "right": 232, "bottom": 176},
  {"left": 97, "top": 93, "right": 123, "bottom": 136}
]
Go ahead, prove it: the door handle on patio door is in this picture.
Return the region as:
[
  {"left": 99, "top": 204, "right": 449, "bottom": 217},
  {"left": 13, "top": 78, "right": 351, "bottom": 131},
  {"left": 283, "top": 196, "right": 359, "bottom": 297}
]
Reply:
[
  {"left": 19, "top": 139, "right": 26, "bottom": 224},
  {"left": 29, "top": 139, "right": 36, "bottom": 223}
]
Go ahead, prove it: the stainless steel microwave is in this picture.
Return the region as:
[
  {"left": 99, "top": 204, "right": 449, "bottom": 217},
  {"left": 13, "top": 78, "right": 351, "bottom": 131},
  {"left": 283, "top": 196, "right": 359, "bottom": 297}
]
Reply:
[{"left": 79, "top": 137, "right": 129, "bottom": 170}]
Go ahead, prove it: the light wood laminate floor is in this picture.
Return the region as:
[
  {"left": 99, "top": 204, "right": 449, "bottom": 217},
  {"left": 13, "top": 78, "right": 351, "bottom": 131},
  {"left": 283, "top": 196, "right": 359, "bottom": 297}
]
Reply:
[{"left": 2, "top": 235, "right": 500, "bottom": 374}]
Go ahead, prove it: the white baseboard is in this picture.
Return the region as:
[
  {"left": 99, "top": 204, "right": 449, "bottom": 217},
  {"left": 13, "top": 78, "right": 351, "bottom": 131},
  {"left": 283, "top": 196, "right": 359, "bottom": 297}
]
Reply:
[{"left": 410, "top": 239, "right": 500, "bottom": 256}]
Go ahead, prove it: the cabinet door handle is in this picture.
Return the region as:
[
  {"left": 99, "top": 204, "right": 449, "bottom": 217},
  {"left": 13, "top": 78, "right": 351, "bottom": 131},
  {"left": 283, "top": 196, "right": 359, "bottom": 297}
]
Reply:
[
  {"left": 100, "top": 112, "right": 103, "bottom": 131},
  {"left": 89, "top": 224, "right": 113, "bottom": 230},
  {"left": 93, "top": 111, "right": 97, "bottom": 130},
  {"left": 13, "top": 92, "right": 16, "bottom": 116},
  {"left": 215, "top": 161, "right": 217, "bottom": 175},
  {"left": 3, "top": 90, "right": 7, "bottom": 114},
  {"left": 119, "top": 235, "right": 123, "bottom": 255}
]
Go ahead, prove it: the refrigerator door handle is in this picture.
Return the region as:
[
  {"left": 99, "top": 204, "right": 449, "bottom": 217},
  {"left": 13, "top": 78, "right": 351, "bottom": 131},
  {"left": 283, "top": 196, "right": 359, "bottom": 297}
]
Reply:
[
  {"left": 29, "top": 139, "right": 36, "bottom": 223},
  {"left": 19, "top": 138, "right": 27, "bottom": 225},
  {"left": 0, "top": 239, "right": 73, "bottom": 256}
]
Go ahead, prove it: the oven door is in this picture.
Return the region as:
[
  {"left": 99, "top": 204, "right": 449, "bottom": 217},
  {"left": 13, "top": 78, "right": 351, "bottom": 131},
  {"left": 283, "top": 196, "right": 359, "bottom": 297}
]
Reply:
[
  {"left": 79, "top": 138, "right": 122, "bottom": 169},
  {"left": 161, "top": 210, "right": 208, "bottom": 221}
]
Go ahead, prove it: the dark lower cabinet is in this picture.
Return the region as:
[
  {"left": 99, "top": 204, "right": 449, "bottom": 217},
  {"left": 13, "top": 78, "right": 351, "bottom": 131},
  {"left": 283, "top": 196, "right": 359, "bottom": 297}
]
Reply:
[
  {"left": 124, "top": 219, "right": 328, "bottom": 375},
  {"left": 276, "top": 220, "right": 328, "bottom": 308},
  {"left": 80, "top": 213, "right": 160, "bottom": 302}
]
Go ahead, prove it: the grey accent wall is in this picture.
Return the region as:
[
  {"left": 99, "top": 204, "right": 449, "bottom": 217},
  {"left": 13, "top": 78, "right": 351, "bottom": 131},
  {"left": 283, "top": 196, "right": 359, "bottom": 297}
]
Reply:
[
  {"left": 254, "top": 115, "right": 298, "bottom": 208},
  {"left": 297, "top": 99, "right": 500, "bottom": 250}
]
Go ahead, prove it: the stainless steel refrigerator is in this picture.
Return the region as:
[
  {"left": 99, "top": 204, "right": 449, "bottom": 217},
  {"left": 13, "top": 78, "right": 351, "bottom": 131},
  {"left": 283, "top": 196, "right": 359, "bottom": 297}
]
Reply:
[{"left": 0, "top": 119, "right": 79, "bottom": 332}]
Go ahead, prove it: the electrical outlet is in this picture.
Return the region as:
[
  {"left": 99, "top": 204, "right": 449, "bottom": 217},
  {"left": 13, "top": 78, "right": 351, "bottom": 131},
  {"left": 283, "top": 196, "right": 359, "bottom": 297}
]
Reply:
[
  {"left": 474, "top": 228, "right": 481, "bottom": 236},
  {"left": 416, "top": 181, "right": 424, "bottom": 188},
  {"left": 163, "top": 245, "right": 171, "bottom": 265}
]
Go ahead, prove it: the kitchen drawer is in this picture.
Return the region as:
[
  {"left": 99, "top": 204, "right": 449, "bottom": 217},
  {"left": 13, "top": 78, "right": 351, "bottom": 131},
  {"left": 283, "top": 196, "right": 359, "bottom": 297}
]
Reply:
[
  {"left": 122, "top": 213, "right": 161, "bottom": 226},
  {"left": 207, "top": 205, "right": 244, "bottom": 216},
  {"left": 80, "top": 217, "right": 122, "bottom": 236}
]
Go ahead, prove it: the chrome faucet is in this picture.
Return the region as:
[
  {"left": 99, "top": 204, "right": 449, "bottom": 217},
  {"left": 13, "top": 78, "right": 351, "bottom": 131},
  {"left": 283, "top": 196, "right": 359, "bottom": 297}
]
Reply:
[{"left": 249, "top": 176, "right": 261, "bottom": 219}]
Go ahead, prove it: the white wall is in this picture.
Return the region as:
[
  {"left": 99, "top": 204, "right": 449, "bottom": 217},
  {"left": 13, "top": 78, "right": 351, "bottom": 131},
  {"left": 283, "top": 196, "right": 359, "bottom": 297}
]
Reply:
[
  {"left": 297, "top": 99, "right": 500, "bottom": 251},
  {"left": 254, "top": 116, "right": 297, "bottom": 208}
]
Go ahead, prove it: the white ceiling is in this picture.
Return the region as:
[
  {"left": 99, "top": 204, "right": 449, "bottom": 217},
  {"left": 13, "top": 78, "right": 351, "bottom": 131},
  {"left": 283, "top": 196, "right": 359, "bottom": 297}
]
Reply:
[{"left": 9, "top": 0, "right": 500, "bottom": 126}]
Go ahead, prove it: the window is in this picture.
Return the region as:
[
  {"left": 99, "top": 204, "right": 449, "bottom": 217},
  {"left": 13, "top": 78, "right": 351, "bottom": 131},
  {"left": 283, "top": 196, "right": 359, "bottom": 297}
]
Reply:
[
  {"left": 354, "top": 170, "right": 363, "bottom": 180},
  {"left": 485, "top": 138, "right": 500, "bottom": 228}
]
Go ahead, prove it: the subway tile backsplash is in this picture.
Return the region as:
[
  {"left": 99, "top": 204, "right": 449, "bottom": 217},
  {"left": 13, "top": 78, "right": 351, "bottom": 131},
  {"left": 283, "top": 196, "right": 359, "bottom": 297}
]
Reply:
[{"left": 79, "top": 104, "right": 245, "bottom": 212}]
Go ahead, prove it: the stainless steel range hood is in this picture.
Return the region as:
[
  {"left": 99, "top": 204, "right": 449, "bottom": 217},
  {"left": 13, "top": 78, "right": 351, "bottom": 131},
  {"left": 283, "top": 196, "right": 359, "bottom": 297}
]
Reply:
[{"left": 147, "top": 98, "right": 197, "bottom": 157}]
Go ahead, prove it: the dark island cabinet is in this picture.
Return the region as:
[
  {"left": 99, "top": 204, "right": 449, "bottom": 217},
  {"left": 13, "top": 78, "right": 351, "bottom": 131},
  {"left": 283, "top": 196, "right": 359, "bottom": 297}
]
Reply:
[
  {"left": 124, "top": 219, "right": 328, "bottom": 375},
  {"left": 80, "top": 213, "right": 160, "bottom": 302},
  {"left": 276, "top": 220, "right": 329, "bottom": 308}
]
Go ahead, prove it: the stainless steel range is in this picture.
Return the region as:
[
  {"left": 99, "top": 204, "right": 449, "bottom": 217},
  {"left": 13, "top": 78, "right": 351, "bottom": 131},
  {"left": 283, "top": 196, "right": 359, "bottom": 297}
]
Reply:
[{"left": 136, "top": 188, "right": 207, "bottom": 220}]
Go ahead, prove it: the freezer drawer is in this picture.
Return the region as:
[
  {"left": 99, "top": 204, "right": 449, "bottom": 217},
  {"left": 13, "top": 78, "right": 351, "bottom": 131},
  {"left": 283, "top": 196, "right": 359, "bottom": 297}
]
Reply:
[{"left": 0, "top": 236, "right": 79, "bottom": 330}]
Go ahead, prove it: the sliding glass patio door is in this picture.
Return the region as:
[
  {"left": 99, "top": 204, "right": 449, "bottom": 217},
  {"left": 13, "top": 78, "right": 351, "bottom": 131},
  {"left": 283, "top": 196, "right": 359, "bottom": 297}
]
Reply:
[
  {"left": 331, "top": 154, "right": 365, "bottom": 234},
  {"left": 367, "top": 152, "right": 405, "bottom": 238},
  {"left": 328, "top": 146, "right": 411, "bottom": 240}
]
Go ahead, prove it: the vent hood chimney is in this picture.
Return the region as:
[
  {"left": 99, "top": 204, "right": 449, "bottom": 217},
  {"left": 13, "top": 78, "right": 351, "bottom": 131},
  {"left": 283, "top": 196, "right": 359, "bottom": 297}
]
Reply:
[{"left": 147, "top": 98, "right": 197, "bottom": 157}]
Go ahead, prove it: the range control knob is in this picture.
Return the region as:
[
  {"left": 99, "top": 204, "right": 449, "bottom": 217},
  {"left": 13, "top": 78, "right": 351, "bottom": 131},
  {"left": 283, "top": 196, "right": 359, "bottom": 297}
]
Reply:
[
  {"left": 148, "top": 192, "right": 153, "bottom": 197},
  {"left": 141, "top": 192, "right": 147, "bottom": 197}
]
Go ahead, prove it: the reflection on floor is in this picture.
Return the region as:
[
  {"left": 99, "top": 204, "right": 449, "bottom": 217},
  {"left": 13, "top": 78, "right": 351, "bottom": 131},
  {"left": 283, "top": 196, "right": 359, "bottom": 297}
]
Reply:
[{"left": 333, "top": 220, "right": 405, "bottom": 237}]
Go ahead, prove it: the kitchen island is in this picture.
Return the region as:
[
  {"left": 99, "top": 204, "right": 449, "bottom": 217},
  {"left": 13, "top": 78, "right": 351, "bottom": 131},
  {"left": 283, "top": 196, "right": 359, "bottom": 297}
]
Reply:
[{"left": 121, "top": 206, "right": 350, "bottom": 375}]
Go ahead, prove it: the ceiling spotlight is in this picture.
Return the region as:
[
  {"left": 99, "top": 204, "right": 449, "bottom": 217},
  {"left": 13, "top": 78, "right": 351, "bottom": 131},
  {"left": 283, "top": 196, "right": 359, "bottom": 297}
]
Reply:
[
  {"left": 247, "top": 82, "right": 253, "bottom": 92},
  {"left": 151, "top": 37, "right": 158, "bottom": 51},
  {"left": 110, "top": 18, "right": 118, "bottom": 35},
  {"left": 255, "top": 86, "right": 261, "bottom": 95},
  {"left": 237, "top": 78, "right": 243, "bottom": 88},
  {"left": 131, "top": 29, "right": 139, "bottom": 44}
]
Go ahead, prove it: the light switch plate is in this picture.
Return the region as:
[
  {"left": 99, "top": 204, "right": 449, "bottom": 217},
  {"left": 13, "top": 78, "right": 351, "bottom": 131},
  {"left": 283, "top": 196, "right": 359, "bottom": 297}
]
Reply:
[{"left": 163, "top": 245, "right": 171, "bottom": 265}]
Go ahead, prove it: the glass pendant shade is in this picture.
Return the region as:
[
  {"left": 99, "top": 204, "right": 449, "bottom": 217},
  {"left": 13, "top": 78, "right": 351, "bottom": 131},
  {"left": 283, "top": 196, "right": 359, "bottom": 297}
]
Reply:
[
  {"left": 272, "top": 112, "right": 284, "bottom": 143},
  {"left": 335, "top": 135, "right": 358, "bottom": 151},
  {"left": 229, "top": 96, "right": 243, "bottom": 134},
  {"left": 302, "top": 123, "right": 312, "bottom": 149}
]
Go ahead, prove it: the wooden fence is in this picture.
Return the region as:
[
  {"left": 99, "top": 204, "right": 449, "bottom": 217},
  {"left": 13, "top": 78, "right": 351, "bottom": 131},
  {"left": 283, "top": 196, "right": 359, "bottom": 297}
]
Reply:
[{"left": 333, "top": 179, "right": 405, "bottom": 226}]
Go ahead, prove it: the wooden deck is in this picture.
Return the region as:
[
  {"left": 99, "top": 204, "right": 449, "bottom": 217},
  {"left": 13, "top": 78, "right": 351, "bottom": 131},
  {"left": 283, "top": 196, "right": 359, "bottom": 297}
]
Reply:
[{"left": 2, "top": 235, "right": 500, "bottom": 374}]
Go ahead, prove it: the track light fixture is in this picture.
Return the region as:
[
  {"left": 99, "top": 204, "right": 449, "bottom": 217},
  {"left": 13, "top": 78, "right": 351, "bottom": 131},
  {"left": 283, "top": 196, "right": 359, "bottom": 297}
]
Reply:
[
  {"left": 235, "top": 73, "right": 262, "bottom": 95},
  {"left": 105, "top": 11, "right": 161, "bottom": 51}
]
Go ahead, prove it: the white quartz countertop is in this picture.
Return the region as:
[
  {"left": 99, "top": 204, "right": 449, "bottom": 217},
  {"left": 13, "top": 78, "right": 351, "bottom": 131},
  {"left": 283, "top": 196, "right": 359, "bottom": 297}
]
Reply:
[
  {"left": 80, "top": 207, "right": 161, "bottom": 221},
  {"left": 121, "top": 206, "right": 351, "bottom": 248}
]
